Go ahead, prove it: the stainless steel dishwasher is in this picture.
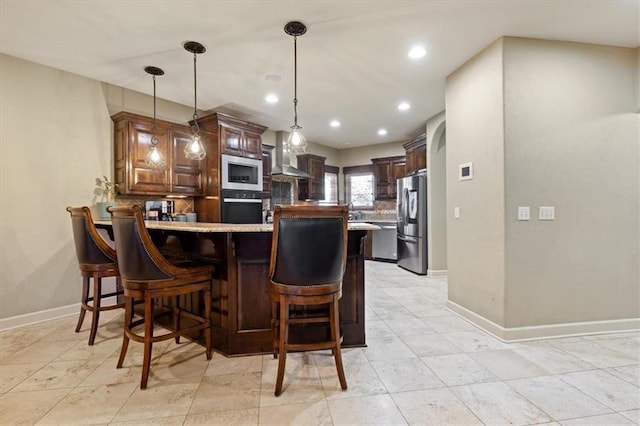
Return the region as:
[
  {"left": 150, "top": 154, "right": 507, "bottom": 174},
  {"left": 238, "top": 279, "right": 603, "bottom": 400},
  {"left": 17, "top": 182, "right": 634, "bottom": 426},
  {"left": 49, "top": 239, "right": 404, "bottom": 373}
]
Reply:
[{"left": 371, "top": 221, "right": 397, "bottom": 262}]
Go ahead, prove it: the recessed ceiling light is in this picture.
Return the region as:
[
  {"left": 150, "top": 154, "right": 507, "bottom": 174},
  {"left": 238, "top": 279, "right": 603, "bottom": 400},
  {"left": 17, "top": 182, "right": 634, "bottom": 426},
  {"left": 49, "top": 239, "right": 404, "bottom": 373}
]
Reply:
[
  {"left": 330, "top": 120, "right": 341, "bottom": 128},
  {"left": 398, "top": 102, "right": 410, "bottom": 111},
  {"left": 265, "top": 93, "right": 279, "bottom": 104},
  {"left": 378, "top": 129, "right": 388, "bottom": 136},
  {"left": 408, "top": 46, "right": 426, "bottom": 59}
]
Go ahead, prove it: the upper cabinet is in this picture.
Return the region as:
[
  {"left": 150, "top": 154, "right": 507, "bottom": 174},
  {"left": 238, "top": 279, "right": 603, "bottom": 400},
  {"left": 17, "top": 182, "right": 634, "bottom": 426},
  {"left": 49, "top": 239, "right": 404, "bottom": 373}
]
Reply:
[
  {"left": 112, "top": 112, "right": 203, "bottom": 196},
  {"left": 204, "top": 113, "right": 266, "bottom": 160},
  {"left": 372, "top": 155, "right": 406, "bottom": 200},
  {"left": 403, "top": 133, "right": 427, "bottom": 176},
  {"left": 297, "top": 154, "right": 326, "bottom": 201},
  {"left": 261, "top": 144, "right": 274, "bottom": 199}
]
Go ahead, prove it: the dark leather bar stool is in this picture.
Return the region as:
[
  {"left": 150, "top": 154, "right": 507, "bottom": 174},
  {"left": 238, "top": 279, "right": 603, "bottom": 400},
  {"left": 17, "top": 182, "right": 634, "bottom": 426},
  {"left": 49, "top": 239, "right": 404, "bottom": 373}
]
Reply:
[
  {"left": 66, "top": 206, "right": 124, "bottom": 346},
  {"left": 269, "top": 205, "right": 349, "bottom": 396},
  {"left": 108, "top": 205, "right": 213, "bottom": 390}
]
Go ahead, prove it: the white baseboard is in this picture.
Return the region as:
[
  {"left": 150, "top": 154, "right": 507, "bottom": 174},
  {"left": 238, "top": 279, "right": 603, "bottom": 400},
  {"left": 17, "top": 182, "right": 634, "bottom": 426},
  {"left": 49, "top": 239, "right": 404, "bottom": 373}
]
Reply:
[
  {"left": 427, "top": 269, "right": 448, "bottom": 278},
  {"left": 0, "top": 297, "right": 118, "bottom": 332},
  {"left": 446, "top": 300, "right": 640, "bottom": 342}
]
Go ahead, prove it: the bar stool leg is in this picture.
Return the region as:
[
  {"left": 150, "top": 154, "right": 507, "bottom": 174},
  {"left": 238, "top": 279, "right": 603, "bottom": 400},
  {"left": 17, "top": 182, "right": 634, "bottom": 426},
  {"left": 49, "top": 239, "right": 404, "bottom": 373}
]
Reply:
[
  {"left": 141, "top": 292, "right": 154, "bottom": 389},
  {"left": 330, "top": 294, "right": 347, "bottom": 390},
  {"left": 173, "top": 296, "right": 181, "bottom": 344},
  {"left": 75, "top": 276, "right": 89, "bottom": 333},
  {"left": 271, "top": 299, "right": 278, "bottom": 359},
  {"left": 117, "top": 297, "right": 133, "bottom": 369},
  {"left": 274, "top": 295, "right": 289, "bottom": 396},
  {"left": 88, "top": 274, "right": 102, "bottom": 346},
  {"left": 204, "top": 286, "right": 212, "bottom": 360}
]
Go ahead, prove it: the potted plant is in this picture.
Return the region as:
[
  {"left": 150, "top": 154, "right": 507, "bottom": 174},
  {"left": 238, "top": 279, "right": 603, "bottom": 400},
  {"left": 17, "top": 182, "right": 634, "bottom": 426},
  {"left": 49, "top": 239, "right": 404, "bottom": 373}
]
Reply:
[{"left": 95, "top": 175, "right": 118, "bottom": 219}]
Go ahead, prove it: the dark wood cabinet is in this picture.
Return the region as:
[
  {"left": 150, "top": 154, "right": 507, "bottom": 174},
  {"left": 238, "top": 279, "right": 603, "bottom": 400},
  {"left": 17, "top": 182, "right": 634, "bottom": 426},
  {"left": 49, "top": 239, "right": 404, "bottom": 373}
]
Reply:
[
  {"left": 261, "top": 144, "right": 274, "bottom": 199},
  {"left": 297, "top": 154, "right": 326, "bottom": 200},
  {"left": 194, "top": 113, "right": 267, "bottom": 222},
  {"left": 216, "top": 116, "right": 265, "bottom": 160},
  {"left": 372, "top": 155, "right": 406, "bottom": 200},
  {"left": 403, "top": 133, "right": 427, "bottom": 176},
  {"left": 112, "top": 111, "right": 203, "bottom": 196}
]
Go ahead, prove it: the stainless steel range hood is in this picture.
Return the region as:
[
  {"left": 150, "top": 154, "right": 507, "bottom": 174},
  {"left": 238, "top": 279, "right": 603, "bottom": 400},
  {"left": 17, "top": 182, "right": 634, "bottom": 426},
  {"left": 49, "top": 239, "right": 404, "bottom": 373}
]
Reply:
[{"left": 270, "top": 130, "right": 311, "bottom": 179}]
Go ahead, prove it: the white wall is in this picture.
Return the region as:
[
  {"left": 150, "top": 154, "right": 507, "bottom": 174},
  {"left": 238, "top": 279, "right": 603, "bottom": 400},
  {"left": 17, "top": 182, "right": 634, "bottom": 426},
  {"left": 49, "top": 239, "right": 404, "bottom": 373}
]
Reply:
[
  {"left": 426, "top": 111, "right": 447, "bottom": 274},
  {"left": 445, "top": 38, "right": 639, "bottom": 339}
]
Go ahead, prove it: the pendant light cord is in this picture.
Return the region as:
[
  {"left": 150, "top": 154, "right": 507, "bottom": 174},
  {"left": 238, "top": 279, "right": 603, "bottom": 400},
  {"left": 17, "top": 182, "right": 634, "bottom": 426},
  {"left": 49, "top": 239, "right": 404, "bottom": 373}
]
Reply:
[
  {"left": 152, "top": 75, "right": 157, "bottom": 137},
  {"left": 192, "top": 52, "right": 200, "bottom": 134},
  {"left": 293, "top": 35, "right": 298, "bottom": 128}
]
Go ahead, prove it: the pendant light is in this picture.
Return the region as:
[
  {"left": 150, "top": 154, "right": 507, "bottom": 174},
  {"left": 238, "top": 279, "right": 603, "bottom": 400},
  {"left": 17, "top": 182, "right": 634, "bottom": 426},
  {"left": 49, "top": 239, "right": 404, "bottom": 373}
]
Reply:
[
  {"left": 144, "top": 66, "right": 166, "bottom": 169},
  {"left": 284, "top": 21, "right": 308, "bottom": 154},
  {"left": 183, "top": 41, "right": 207, "bottom": 160}
]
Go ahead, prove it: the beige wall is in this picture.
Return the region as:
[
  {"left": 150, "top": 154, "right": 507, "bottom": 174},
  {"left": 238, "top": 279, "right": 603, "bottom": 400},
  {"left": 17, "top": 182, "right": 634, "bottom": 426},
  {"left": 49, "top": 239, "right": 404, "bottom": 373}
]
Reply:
[
  {"left": 445, "top": 39, "right": 507, "bottom": 326},
  {"left": 445, "top": 38, "right": 639, "bottom": 338},
  {"left": 426, "top": 111, "right": 447, "bottom": 274},
  {"left": 502, "top": 38, "right": 639, "bottom": 327},
  {"left": 1, "top": 54, "right": 114, "bottom": 318}
]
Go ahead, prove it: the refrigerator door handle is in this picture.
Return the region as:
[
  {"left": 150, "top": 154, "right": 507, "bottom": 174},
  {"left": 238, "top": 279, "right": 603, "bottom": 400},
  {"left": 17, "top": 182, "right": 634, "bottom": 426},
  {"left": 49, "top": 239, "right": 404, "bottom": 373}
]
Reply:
[{"left": 398, "top": 233, "right": 418, "bottom": 243}]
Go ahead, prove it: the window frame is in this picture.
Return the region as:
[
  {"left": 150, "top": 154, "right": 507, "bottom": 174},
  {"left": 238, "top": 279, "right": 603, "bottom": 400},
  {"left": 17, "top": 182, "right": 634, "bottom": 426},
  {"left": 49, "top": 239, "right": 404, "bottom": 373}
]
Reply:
[{"left": 343, "top": 164, "right": 375, "bottom": 210}]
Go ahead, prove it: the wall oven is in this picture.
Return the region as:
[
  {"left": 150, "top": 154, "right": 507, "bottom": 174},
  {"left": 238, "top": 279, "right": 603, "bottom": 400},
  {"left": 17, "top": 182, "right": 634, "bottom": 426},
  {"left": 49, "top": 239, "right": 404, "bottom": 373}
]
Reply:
[
  {"left": 222, "top": 154, "right": 263, "bottom": 192},
  {"left": 221, "top": 189, "right": 263, "bottom": 224}
]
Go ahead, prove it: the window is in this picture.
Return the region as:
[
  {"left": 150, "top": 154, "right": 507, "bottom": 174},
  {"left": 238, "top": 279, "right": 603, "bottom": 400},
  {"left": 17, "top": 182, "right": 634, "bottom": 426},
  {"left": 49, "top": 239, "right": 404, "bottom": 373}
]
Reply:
[
  {"left": 322, "top": 165, "right": 339, "bottom": 204},
  {"left": 343, "top": 165, "right": 374, "bottom": 209}
]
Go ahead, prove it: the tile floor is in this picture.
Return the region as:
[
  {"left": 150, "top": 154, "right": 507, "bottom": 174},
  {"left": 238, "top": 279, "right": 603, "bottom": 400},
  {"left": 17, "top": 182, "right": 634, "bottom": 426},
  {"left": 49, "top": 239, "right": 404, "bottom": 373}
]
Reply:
[{"left": 1, "top": 261, "right": 638, "bottom": 425}]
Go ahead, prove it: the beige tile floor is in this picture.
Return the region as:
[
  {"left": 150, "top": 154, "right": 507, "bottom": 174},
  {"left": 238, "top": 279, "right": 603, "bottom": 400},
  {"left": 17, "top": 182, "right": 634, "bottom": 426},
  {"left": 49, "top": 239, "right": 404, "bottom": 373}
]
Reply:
[{"left": 1, "top": 261, "right": 638, "bottom": 425}]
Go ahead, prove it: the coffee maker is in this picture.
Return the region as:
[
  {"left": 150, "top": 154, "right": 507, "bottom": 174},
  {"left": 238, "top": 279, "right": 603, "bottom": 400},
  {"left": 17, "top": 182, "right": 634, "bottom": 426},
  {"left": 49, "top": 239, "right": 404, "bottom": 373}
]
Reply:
[{"left": 144, "top": 200, "right": 175, "bottom": 221}]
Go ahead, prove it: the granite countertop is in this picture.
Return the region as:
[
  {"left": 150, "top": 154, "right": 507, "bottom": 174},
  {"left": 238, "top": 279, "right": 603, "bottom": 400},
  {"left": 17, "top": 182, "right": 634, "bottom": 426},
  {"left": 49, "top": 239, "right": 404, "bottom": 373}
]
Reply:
[{"left": 94, "top": 220, "right": 380, "bottom": 233}]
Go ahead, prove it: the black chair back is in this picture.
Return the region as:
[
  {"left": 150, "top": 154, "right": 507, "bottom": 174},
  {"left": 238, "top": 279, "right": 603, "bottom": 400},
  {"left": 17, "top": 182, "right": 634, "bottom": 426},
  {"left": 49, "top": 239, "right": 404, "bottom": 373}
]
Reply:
[
  {"left": 109, "top": 205, "right": 171, "bottom": 282},
  {"left": 270, "top": 206, "right": 348, "bottom": 286},
  {"left": 67, "top": 206, "right": 116, "bottom": 265}
]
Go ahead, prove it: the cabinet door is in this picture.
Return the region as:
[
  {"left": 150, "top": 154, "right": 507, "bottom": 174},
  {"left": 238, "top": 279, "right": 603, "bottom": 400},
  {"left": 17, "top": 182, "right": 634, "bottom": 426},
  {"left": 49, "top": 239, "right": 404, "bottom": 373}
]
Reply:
[
  {"left": 128, "top": 121, "right": 170, "bottom": 194},
  {"left": 414, "top": 143, "right": 427, "bottom": 172},
  {"left": 391, "top": 160, "right": 406, "bottom": 199},
  {"left": 220, "top": 125, "right": 244, "bottom": 157},
  {"left": 309, "top": 157, "right": 325, "bottom": 200},
  {"left": 261, "top": 145, "right": 273, "bottom": 198},
  {"left": 374, "top": 160, "right": 392, "bottom": 185},
  {"left": 171, "top": 128, "right": 203, "bottom": 195},
  {"left": 243, "top": 131, "right": 263, "bottom": 159}
]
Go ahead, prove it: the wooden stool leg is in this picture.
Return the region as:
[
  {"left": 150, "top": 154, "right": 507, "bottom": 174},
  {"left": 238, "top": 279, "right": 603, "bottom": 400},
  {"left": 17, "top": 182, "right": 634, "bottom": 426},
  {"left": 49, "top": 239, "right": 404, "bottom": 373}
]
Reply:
[
  {"left": 204, "top": 286, "right": 212, "bottom": 360},
  {"left": 141, "top": 292, "right": 154, "bottom": 389},
  {"left": 330, "top": 295, "right": 348, "bottom": 390},
  {"left": 173, "top": 295, "right": 180, "bottom": 344},
  {"left": 117, "top": 297, "right": 132, "bottom": 369},
  {"left": 271, "top": 298, "right": 278, "bottom": 359},
  {"left": 75, "top": 276, "right": 89, "bottom": 333},
  {"left": 274, "top": 295, "right": 288, "bottom": 397},
  {"left": 88, "top": 274, "right": 102, "bottom": 346}
]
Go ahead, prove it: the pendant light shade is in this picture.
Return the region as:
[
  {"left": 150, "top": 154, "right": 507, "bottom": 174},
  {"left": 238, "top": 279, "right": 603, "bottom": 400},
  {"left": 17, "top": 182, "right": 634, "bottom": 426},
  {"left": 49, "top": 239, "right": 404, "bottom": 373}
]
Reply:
[
  {"left": 284, "top": 21, "right": 308, "bottom": 154},
  {"left": 184, "top": 41, "right": 206, "bottom": 160},
  {"left": 144, "top": 66, "right": 167, "bottom": 169}
]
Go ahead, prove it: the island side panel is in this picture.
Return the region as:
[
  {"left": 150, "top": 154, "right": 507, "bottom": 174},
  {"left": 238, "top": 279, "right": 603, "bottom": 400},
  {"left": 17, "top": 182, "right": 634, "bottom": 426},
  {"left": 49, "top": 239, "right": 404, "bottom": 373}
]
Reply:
[{"left": 220, "top": 230, "right": 367, "bottom": 356}]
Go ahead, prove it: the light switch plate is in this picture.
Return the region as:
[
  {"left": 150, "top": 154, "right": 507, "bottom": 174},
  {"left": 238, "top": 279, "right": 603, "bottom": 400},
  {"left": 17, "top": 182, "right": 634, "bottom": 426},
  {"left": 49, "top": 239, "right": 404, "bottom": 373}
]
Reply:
[
  {"left": 539, "top": 206, "right": 555, "bottom": 220},
  {"left": 454, "top": 207, "right": 460, "bottom": 219},
  {"left": 518, "top": 206, "right": 530, "bottom": 221}
]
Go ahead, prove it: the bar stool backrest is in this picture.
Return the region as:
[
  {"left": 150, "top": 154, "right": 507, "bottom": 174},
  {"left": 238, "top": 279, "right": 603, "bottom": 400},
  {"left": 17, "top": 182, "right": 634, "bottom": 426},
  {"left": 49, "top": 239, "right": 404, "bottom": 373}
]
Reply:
[
  {"left": 66, "top": 206, "right": 116, "bottom": 265},
  {"left": 269, "top": 205, "right": 349, "bottom": 286},
  {"left": 108, "top": 205, "right": 172, "bottom": 282}
]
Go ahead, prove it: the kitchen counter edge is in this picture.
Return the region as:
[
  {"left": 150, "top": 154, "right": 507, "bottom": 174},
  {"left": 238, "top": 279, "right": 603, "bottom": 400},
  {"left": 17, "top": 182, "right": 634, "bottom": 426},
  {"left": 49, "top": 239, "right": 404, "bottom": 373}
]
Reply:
[{"left": 94, "top": 220, "right": 380, "bottom": 233}]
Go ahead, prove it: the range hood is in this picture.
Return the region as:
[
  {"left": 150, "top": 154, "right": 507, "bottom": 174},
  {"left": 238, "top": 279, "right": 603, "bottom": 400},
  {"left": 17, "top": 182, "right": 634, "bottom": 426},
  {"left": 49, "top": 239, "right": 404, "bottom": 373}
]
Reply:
[{"left": 270, "top": 130, "right": 312, "bottom": 179}]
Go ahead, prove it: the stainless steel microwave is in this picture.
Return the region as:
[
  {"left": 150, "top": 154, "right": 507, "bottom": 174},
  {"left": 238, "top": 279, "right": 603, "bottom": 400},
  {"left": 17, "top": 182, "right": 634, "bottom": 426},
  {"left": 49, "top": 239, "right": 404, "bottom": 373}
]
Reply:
[{"left": 221, "top": 154, "right": 263, "bottom": 191}]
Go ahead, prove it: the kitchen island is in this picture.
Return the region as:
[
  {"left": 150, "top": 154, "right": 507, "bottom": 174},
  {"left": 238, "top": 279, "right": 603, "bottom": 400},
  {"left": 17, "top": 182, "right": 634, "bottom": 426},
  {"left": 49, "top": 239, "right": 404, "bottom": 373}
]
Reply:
[{"left": 96, "top": 220, "right": 378, "bottom": 356}]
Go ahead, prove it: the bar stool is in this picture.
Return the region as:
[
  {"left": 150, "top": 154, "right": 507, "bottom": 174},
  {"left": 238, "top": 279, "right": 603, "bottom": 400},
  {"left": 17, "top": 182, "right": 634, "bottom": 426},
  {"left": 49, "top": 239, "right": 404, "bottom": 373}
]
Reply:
[
  {"left": 66, "top": 206, "right": 124, "bottom": 346},
  {"left": 108, "top": 205, "right": 213, "bottom": 389},
  {"left": 269, "top": 205, "right": 349, "bottom": 396}
]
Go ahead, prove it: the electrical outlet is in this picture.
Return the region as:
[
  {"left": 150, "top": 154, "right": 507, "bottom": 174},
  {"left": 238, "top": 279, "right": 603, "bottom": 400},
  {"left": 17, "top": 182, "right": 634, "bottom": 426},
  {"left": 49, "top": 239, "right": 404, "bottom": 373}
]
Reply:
[
  {"left": 539, "top": 206, "right": 555, "bottom": 220},
  {"left": 454, "top": 207, "right": 460, "bottom": 219},
  {"left": 518, "top": 206, "right": 530, "bottom": 221}
]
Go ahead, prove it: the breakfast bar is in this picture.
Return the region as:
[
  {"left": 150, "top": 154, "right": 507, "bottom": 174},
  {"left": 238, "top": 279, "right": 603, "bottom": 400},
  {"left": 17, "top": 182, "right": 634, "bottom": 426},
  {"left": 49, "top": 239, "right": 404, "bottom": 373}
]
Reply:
[{"left": 96, "top": 220, "right": 378, "bottom": 356}]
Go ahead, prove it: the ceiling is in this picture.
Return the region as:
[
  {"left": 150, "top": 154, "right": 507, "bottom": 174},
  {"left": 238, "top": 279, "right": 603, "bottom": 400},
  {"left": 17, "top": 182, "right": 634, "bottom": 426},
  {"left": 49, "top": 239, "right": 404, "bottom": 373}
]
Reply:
[{"left": 1, "top": 1, "right": 638, "bottom": 149}]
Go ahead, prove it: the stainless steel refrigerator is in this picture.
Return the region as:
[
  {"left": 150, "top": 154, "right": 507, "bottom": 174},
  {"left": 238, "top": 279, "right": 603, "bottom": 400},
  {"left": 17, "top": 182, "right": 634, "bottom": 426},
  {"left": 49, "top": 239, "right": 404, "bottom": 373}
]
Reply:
[{"left": 397, "top": 172, "right": 428, "bottom": 274}]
